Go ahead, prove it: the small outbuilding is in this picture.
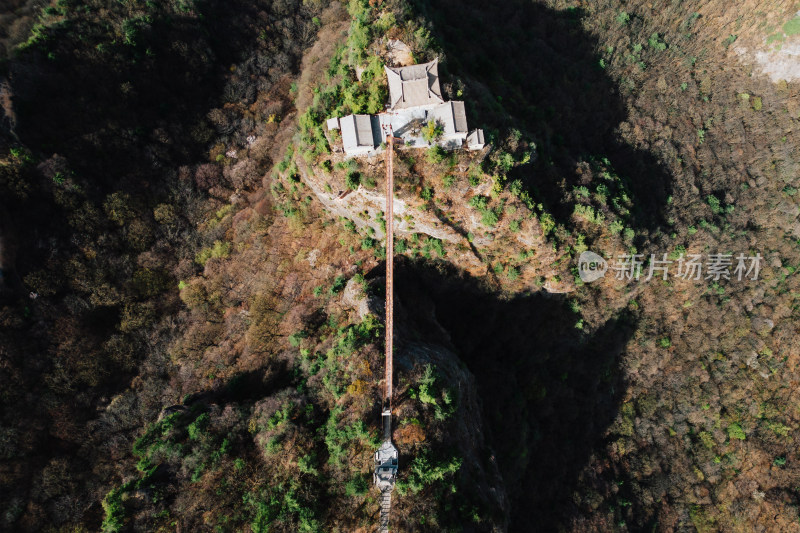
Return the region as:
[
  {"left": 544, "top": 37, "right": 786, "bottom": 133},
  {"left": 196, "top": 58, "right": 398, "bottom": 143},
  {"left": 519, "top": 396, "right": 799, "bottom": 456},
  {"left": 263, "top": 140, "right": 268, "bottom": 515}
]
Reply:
[
  {"left": 467, "top": 128, "right": 486, "bottom": 150},
  {"left": 338, "top": 114, "right": 382, "bottom": 157},
  {"left": 428, "top": 100, "right": 469, "bottom": 145}
]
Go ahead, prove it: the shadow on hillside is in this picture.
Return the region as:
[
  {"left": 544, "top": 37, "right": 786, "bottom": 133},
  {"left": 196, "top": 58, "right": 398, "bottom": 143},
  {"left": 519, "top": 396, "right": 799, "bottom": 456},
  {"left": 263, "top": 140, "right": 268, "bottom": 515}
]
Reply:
[
  {"left": 7, "top": 0, "right": 314, "bottom": 202},
  {"left": 184, "top": 362, "right": 294, "bottom": 406},
  {"left": 393, "top": 259, "right": 635, "bottom": 531},
  {"left": 0, "top": 5, "right": 312, "bottom": 529},
  {"left": 412, "top": 0, "right": 671, "bottom": 233},
  {"left": 11, "top": 4, "right": 255, "bottom": 192},
  {"left": 2, "top": 4, "right": 269, "bottom": 285}
]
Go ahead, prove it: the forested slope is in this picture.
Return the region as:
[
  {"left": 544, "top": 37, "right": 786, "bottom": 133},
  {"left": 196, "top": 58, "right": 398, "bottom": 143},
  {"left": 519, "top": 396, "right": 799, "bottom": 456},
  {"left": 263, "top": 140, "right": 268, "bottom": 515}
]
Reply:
[{"left": 2, "top": 0, "right": 800, "bottom": 532}]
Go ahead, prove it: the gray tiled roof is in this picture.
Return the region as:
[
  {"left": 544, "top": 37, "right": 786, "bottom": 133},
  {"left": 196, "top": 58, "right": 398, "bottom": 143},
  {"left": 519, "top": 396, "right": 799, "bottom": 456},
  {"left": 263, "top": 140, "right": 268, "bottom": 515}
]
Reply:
[
  {"left": 385, "top": 59, "right": 444, "bottom": 110},
  {"left": 429, "top": 101, "right": 468, "bottom": 136},
  {"left": 341, "top": 114, "right": 378, "bottom": 151},
  {"left": 467, "top": 128, "right": 485, "bottom": 149}
]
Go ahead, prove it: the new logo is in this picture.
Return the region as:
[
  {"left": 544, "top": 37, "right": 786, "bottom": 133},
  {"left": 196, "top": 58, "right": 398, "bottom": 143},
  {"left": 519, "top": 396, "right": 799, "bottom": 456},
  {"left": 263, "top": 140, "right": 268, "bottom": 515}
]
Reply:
[{"left": 578, "top": 251, "right": 608, "bottom": 283}]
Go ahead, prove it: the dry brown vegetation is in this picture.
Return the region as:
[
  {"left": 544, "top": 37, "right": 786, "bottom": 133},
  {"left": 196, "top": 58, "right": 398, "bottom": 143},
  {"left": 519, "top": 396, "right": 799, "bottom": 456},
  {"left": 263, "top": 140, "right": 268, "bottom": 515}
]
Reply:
[
  {"left": 3, "top": 0, "right": 800, "bottom": 531},
  {"left": 408, "top": 0, "right": 800, "bottom": 530}
]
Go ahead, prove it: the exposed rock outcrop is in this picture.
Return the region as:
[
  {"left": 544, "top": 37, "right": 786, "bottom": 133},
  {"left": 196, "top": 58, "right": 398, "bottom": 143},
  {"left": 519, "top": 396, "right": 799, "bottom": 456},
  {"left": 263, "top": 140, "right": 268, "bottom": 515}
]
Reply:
[
  {"left": 298, "top": 156, "right": 464, "bottom": 243},
  {"left": 400, "top": 341, "right": 510, "bottom": 530}
]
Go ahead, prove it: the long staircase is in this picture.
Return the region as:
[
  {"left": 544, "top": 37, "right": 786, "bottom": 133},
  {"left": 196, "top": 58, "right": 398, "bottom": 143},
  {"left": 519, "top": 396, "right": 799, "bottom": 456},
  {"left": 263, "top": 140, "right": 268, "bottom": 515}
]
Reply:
[
  {"left": 373, "top": 130, "right": 399, "bottom": 533},
  {"left": 379, "top": 489, "right": 392, "bottom": 531}
]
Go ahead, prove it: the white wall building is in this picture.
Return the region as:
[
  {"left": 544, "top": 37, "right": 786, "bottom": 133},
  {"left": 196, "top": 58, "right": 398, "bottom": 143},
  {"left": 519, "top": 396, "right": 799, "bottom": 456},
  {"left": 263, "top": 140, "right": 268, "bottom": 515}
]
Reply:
[
  {"left": 328, "top": 57, "right": 484, "bottom": 157},
  {"left": 338, "top": 114, "right": 381, "bottom": 157}
]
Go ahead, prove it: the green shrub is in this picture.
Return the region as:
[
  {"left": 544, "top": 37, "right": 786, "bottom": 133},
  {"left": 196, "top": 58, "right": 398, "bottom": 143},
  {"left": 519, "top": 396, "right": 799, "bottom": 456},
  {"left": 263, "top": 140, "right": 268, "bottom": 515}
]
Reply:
[
  {"left": 496, "top": 151, "right": 514, "bottom": 173},
  {"left": 699, "top": 431, "right": 715, "bottom": 450},
  {"left": 247, "top": 482, "right": 321, "bottom": 533},
  {"left": 573, "top": 204, "right": 604, "bottom": 225},
  {"left": 426, "top": 145, "right": 447, "bottom": 164},
  {"left": 469, "top": 194, "right": 502, "bottom": 227},
  {"left": 101, "top": 482, "right": 133, "bottom": 533},
  {"left": 648, "top": 32, "right": 667, "bottom": 51},
  {"left": 409, "top": 365, "right": 455, "bottom": 420},
  {"left": 187, "top": 413, "right": 209, "bottom": 440},
  {"left": 324, "top": 407, "right": 378, "bottom": 466},
  {"left": 669, "top": 245, "right": 687, "bottom": 260},
  {"left": 469, "top": 195, "right": 489, "bottom": 210},
  {"left": 422, "top": 237, "right": 445, "bottom": 258},
  {"left": 623, "top": 227, "right": 635, "bottom": 242},
  {"left": 329, "top": 275, "right": 347, "bottom": 295},
  {"left": 481, "top": 209, "right": 500, "bottom": 227},
  {"left": 289, "top": 330, "right": 308, "bottom": 347},
  {"left": 267, "top": 404, "right": 292, "bottom": 430},
  {"left": 706, "top": 194, "right": 722, "bottom": 215},
  {"left": 727, "top": 423, "right": 746, "bottom": 440},
  {"left": 346, "top": 3, "right": 371, "bottom": 66},
  {"left": 784, "top": 16, "right": 800, "bottom": 36},
  {"left": 345, "top": 475, "right": 370, "bottom": 497},
  {"left": 573, "top": 233, "right": 588, "bottom": 255},
  {"left": 298, "top": 109, "right": 329, "bottom": 158},
  {"left": 195, "top": 240, "right": 232, "bottom": 265},
  {"left": 539, "top": 212, "right": 555, "bottom": 235},
  {"left": 360, "top": 237, "right": 377, "bottom": 250},
  {"left": 398, "top": 450, "right": 462, "bottom": 494},
  {"left": 422, "top": 120, "right": 444, "bottom": 143},
  {"left": 345, "top": 171, "right": 360, "bottom": 190},
  {"left": 767, "top": 421, "right": 791, "bottom": 437},
  {"left": 375, "top": 11, "right": 396, "bottom": 33}
]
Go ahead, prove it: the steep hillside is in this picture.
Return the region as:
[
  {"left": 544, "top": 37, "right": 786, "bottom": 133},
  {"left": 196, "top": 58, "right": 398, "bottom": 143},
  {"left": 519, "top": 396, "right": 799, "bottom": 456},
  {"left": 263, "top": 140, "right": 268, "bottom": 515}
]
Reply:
[
  {"left": 407, "top": 0, "right": 800, "bottom": 530},
  {"left": 2, "top": 0, "right": 800, "bottom": 532},
  {"left": 292, "top": 0, "right": 800, "bottom": 530}
]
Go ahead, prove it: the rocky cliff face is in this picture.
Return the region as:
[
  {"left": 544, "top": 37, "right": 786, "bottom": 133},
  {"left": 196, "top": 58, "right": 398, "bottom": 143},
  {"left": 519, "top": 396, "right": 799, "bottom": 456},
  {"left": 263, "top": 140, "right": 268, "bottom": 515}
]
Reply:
[
  {"left": 402, "top": 341, "right": 509, "bottom": 526},
  {"left": 299, "top": 155, "right": 464, "bottom": 243},
  {"left": 341, "top": 275, "right": 510, "bottom": 530},
  {"left": 296, "top": 147, "right": 570, "bottom": 292}
]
